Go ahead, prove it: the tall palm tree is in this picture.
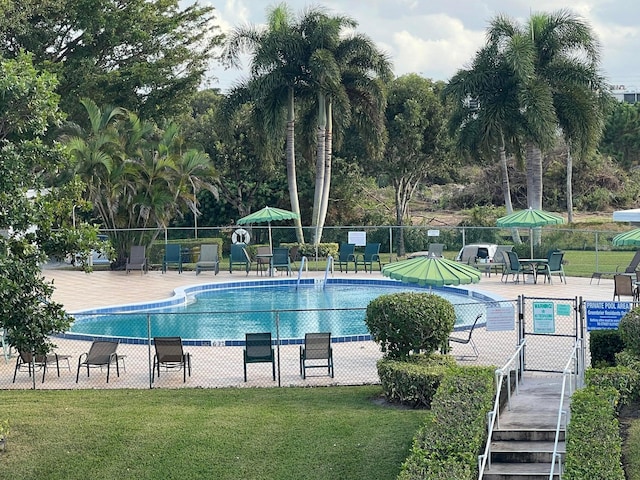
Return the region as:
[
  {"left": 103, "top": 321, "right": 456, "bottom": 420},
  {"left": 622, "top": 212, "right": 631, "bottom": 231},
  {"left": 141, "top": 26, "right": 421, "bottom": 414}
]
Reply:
[
  {"left": 486, "top": 9, "right": 605, "bottom": 213},
  {"left": 224, "top": 3, "right": 306, "bottom": 243}
]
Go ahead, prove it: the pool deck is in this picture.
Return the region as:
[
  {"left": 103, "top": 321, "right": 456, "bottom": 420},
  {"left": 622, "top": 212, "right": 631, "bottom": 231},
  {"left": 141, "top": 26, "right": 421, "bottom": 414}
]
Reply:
[{"left": 0, "top": 264, "right": 618, "bottom": 390}]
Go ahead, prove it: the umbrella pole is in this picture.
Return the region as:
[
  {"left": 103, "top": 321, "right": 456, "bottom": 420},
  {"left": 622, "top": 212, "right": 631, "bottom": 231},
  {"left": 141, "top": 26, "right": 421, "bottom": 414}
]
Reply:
[
  {"left": 268, "top": 223, "right": 273, "bottom": 252},
  {"left": 530, "top": 228, "right": 534, "bottom": 259}
]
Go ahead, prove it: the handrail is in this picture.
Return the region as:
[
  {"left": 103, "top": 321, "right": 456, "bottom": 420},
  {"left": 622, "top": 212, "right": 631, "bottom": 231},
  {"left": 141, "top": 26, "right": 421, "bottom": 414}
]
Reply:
[
  {"left": 323, "top": 255, "right": 333, "bottom": 289},
  {"left": 478, "top": 339, "right": 527, "bottom": 479},
  {"left": 549, "top": 338, "right": 583, "bottom": 479},
  {"left": 295, "top": 256, "right": 307, "bottom": 290}
]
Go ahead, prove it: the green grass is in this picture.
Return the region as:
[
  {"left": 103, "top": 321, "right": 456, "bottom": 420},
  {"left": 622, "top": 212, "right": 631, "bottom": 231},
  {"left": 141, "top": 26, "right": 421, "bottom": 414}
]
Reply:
[{"left": 1, "top": 386, "right": 428, "bottom": 480}]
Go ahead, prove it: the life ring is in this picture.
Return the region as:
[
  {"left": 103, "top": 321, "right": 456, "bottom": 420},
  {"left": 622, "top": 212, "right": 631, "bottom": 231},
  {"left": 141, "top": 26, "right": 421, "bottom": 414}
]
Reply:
[{"left": 232, "top": 228, "right": 251, "bottom": 244}]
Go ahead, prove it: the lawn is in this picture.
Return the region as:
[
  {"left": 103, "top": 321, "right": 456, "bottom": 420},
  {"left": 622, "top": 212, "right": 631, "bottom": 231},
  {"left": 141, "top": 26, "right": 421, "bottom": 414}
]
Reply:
[{"left": 1, "top": 386, "right": 427, "bottom": 480}]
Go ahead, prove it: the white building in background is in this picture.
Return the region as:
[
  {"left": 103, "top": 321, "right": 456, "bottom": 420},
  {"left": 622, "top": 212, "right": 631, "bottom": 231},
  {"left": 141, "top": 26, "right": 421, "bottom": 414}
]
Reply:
[{"left": 610, "top": 84, "right": 640, "bottom": 103}]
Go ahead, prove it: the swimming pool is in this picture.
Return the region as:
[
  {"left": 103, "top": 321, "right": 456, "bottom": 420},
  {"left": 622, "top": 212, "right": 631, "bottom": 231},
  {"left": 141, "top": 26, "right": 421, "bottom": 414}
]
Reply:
[{"left": 66, "top": 278, "right": 500, "bottom": 345}]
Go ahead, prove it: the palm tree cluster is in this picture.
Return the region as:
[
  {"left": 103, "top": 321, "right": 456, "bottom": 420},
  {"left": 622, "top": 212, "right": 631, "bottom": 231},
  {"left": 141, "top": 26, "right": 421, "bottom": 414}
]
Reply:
[
  {"left": 445, "top": 9, "right": 609, "bottom": 225},
  {"left": 223, "top": 3, "right": 392, "bottom": 244},
  {"left": 62, "top": 99, "right": 218, "bottom": 264}
]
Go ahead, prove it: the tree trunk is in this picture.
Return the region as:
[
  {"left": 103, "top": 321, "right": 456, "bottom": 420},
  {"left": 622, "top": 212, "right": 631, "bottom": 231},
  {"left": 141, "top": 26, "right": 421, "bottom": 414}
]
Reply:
[
  {"left": 526, "top": 142, "right": 544, "bottom": 248},
  {"left": 317, "top": 99, "right": 332, "bottom": 243},
  {"left": 499, "top": 140, "right": 521, "bottom": 244},
  {"left": 311, "top": 92, "right": 326, "bottom": 245},
  {"left": 285, "top": 88, "right": 304, "bottom": 243},
  {"left": 566, "top": 141, "right": 574, "bottom": 224}
]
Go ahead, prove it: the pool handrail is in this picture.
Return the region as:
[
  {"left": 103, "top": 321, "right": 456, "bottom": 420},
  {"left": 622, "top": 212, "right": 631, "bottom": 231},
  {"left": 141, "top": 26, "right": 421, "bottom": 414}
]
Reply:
[
  {"left": 323, "top": 255, "right": 333, "bottom": 289},
  {"left": 296, "top": 256, "right": 307, "bottom": 290},
  {"left": 478, "top": 338, "right": 526, "bottom": 478}
]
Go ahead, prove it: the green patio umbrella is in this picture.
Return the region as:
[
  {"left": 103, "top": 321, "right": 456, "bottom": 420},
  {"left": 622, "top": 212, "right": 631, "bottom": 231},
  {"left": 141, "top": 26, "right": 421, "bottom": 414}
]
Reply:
[
  {"left": 612, "top": 228, "right": 640, "bottom": 247},
  {"left": 237, "top": 206, "right": 300, "bottom": 251},
  {"left": 381, "top": 255, "right": 481, "bottom": 287},
  {"left": 496, "top": 207, "right": 565, "bottom": 258}
]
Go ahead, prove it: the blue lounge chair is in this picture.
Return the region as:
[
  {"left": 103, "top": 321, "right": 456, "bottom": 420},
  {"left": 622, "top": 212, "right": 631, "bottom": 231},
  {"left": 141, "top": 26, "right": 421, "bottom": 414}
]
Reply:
[
  {"left": 355, "top": 243, "right": 381, "bottom": 273},
  {"left": 229, "top": 243, "right": 251, "bottom": 274},
  {"left": 271, "top": 247, "right": 291, "bottom": 276},
  {"left": 337, "top": 243, "right": 357, "bottom": 273},
  {"left": 162, "top": 244, "right": 182, "bottom": 273},
  {"left": 243, "top": 333, "right": 275, "bottom": 381}
]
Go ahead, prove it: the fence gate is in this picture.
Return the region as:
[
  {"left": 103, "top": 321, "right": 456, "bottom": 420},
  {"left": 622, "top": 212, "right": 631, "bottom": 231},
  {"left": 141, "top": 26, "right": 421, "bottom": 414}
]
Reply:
[{"left": 519, "top": 295, "right": 582, "bottom": 374}]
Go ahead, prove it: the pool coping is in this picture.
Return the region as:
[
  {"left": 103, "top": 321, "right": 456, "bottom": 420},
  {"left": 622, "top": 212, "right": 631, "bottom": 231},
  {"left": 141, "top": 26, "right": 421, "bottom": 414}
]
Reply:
[{"left": 60, "top": 278, "right": 506, "bottom": 346}]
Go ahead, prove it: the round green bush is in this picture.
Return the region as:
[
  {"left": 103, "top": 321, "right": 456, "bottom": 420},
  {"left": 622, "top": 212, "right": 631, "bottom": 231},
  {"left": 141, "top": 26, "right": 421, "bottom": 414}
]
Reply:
[
  {"left": 365, "top": 292, "right": 456, "bottom": 359},
  {"left": 618, "top": 307, "right": 640, "bottom": 356}
]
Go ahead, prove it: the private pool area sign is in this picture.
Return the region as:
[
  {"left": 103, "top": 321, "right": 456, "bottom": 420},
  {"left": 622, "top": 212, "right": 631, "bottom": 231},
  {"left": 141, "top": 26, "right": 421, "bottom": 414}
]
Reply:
[{"left": 586, "top": 301, "right": 632, "bottom": 330}]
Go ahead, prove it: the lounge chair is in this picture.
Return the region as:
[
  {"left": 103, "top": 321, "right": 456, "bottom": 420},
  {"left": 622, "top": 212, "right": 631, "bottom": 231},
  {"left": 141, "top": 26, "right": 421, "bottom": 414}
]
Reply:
[
  {"left": 271, "top": 247, "right": 291, "bottom": 276},
  {"left": 300, "top": 332, "right": 334, "bottom": 379},
  {"left": 152, "top": 337, "right": 191, "bottom": 383},
  {"left": 336, "top": 243, "right": 357, "bottom": 273},
  {"left": 491, "top": 245, "right": 513, "bottom": 276},
  {"left": 355, "top": 243, "right": 381, "bottom": 273},
  {"left": 591, "top": 250, "right": 640, "bottom": 284},
  {"left": 537, "top": 250, "right": 566, "bottom": 284},
  {"left": 243, "top": 333, "right": 275, "bottom": 382},
  {"left": 448, "top": 313, "right": 483, "bottom": 360},
  {"left": 427, "top": 243, "right": 445, "bottom": 258},
  {"left": 126, "top": 245, "right": 147, "bottom": 274},
  {"left": 229, "top": 243, "right": 251, "bottom": 275},
  {"left": 76, "top": 340, "right": 120, "bottom": 383},
  {"left": 13, "top": 350, "right": 71, "bottom": 383},
  {"left": 613, "top": 274, "right": 638, "bottom": 301},
  {"left": 195, "top": 244, "right": 220, "bottom": 275},
  {"left": 255, "top": 245, "right": 272, "bottom": 276},
  {"left": 162, "top": 244, "right": 182, "bottom": 273},
  {"left": 504, "top": 251, "right": 535, "bottom": 284}
]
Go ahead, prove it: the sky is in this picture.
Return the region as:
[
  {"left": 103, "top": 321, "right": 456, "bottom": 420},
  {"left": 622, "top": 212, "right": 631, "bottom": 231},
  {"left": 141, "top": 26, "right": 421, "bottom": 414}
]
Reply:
[{"left": 192, "top": 0, "right": 640, "bottom": 93}]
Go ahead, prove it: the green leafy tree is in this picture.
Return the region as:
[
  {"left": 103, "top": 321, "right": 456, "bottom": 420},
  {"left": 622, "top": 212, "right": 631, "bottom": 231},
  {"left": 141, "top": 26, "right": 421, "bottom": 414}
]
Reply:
[
  {"left": 0, "top": 52, "right": 98, "bottom": 354},
  {"left": 0, "top": 0, "right": 223, "bottom": 121},
  {"left": 600, "top": 101, "right": 640, "bottom": 170}
]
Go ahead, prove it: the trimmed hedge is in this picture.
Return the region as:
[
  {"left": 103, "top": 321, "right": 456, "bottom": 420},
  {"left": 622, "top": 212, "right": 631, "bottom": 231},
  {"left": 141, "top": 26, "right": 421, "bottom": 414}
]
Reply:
[
  {"left": 589, "top": 329, "right": 624, "bottom": 367},
  {"left": 564, "top": 386, "right": 624, "bottom": 480},
  {"left": 377, "top": 354, "right": 457, "bottom": 408},
  {"left": 619, "top": 307, "right": 640, "bottom": 356},
  {"left": 585, "top": 366, "right": 639, "bottom": 408},
  {"left": 398, "top": 366, "right": 495, "bottom": 480}
]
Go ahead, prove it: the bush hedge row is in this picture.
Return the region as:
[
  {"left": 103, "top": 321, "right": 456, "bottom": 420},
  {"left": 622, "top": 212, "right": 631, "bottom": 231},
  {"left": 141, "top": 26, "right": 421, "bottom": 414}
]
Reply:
[
  {"left": 564, "top": 386, "right": 624, "bottom": 480},
  {"left": 377, "top": 354, "right": 457, "bottom": 408},
  {"left": 585, "top": 366, "right": 639, "bottom": 408},
  {"left": 398, "top": 366, "right": 495, "bottom": 480},
  {"left": 589, "top": 329, "right": 624, "bottom": 367}
]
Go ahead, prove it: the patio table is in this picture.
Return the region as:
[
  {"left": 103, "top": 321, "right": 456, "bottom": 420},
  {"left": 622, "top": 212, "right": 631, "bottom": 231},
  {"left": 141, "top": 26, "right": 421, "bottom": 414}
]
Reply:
[{"left": 520, "top": 259, "right": 548, "bottom": 284}]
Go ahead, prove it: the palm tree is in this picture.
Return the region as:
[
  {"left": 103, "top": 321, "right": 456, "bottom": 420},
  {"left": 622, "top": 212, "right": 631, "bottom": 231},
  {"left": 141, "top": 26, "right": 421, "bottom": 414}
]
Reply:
[
  {"left": 223, "top": 3, "right": 306, "bottom": 243},
  {"left": 486, "top": 9, "right": 605, "bottom": 214}
]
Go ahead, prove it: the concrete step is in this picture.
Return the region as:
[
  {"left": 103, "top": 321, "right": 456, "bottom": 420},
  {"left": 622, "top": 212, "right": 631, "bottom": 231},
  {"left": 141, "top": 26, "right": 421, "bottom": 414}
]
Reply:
[
  {"left": 482, "top": 462, "right": 561, "bottom": 479},
  {"left": 490, "top": 439, "right": 565, "bottom": 463},
  {"left": 493, "top": 428, "right": 565, "bottom": 442}
]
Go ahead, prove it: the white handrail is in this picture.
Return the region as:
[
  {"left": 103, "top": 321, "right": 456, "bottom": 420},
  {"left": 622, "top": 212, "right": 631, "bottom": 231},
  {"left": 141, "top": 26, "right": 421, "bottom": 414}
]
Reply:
[
  {"left": 478, "top": 339, "right": 527, "bottom": 478},
  {"left": 323, "top": 255, "right": 333, "bottom": 289},
  {"left": 549, "top": 338, "right": 583, "bottom": 480},
  {"left": 295, "top": 256, "right": 307, "bottom": 290}
]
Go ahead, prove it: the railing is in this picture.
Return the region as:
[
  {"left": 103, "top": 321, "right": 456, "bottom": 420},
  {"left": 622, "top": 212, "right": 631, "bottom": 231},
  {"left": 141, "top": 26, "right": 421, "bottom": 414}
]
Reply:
[
  {"left": 323, "top": 255, "right": 333, "bottom": 289},
  {"left": 296, "top": 256, "right": 307, "bottom": 290},
  {"left": 478, "top": 339, "right": 527, "bottom": 479},
  {"left": 549, "top": 338, "right": 584, "bottom": 479}
]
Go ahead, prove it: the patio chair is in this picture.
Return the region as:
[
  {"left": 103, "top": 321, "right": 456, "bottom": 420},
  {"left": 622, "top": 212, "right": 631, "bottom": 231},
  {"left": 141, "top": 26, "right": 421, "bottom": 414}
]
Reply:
[
  {"left": 243, "top": 333, "right": 275, "bottom": 382},
  {"left": 355, "top": 243, "right": 381, "bottom": 273},
  {"left": 76, "top": 340, "right": 120, "bottom": 383},
  {"left": 336, "top": 243, "right": 357, "bottom": 273},
  {"left": 195, "top": 244, "right": 220, "bottom": 275},
  {"left": 152, "top": 337, "right": 191, "bottom": 383},
  {"left": 504, "top": 251, "right": 535, "bottom": 284},
  {"left": 229, "top": 243, "right": 251, "bottom": 275},
  {"left": 126, "top": 245, "right": 147, "bottom": 274},
  {"left": 271, "top": 247, "right": 291, "bottom": 276},
  {"left": 537, "top": 250, "right": 566, "bottom": 284},
  {"left": 289, "top": 246, "right": 300, "bottom": 268},
  {"left": 427, "top": 243, "right": 445, "bottom": 258},
  {"left": 613, "top": 274, "right": 638, "bottom": 301},
  {"left": 255, "top": 245, "right": 272, "bottom": 276},
  {"left": 300, "top": 332, "right": 334, "bottom": 379},
  {"left": 591, "top": 249, "right": 640, "bottom": 284},
  {"left": 162, "top": 244, "right": 182, "bottom": 274},
  {"left": 13, "top": 350, "right": 71, "bottom": 383},
  {"left": 448, "top": 313, "right": 483, "bottom": 360}
]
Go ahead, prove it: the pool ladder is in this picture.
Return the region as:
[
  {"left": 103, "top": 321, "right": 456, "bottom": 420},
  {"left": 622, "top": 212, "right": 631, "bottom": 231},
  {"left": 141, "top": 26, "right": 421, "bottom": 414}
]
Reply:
[
  {"left": 296, "top": 256, "right": 307, "bottom": 290},
  {"left": 323, "top": 255, "right": 333, "bottom": 289}
]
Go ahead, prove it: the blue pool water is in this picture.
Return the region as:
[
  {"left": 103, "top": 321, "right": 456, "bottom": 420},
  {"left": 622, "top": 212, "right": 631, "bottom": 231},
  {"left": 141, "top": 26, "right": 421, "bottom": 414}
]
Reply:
[{"left": 68, "top": 279, "right": 496, "bottom": 343}]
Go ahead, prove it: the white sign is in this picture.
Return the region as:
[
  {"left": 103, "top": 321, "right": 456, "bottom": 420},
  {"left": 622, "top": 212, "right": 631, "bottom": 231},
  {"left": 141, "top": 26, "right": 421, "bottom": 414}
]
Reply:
[
  {"left": 486, "top": 306, "right": 515, "bottom": 331},
  {"left": 427, "top": 229, "right": 440, "bottom": 237},
  {"left": 348, "top": 231, "right": 367, "bottom": 246}
]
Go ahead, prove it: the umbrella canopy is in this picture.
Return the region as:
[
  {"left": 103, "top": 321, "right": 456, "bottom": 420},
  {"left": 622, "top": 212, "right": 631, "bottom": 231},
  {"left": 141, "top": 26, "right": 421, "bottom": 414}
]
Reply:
[
  {"left": 237, "top": 206, "right": 299, "bottom": 250},
  {"left": 381, "top": 255, "right": 481, "bottom": 287},
  {"left": 496, "top": 208, "right": 565, "bottom": 258},
  {"left": 613, "top": 228, "right": 640, "bottom": 247}
]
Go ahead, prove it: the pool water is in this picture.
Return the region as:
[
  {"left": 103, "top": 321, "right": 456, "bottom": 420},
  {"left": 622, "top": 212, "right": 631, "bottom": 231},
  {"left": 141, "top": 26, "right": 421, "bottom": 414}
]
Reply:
[{"left": 69, "top": 282, "right": 489, "bottom": 342}]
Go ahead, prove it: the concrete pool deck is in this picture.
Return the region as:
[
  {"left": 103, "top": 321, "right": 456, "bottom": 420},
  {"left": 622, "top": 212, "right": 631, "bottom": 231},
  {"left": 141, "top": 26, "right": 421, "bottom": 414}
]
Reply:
[{"left": 0, "top": 265, "right": 618, "bottom": 390}]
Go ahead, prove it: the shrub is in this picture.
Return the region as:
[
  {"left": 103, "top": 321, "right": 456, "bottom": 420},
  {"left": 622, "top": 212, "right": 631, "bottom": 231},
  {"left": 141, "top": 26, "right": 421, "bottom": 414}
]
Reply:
[
  {"left": 564, "top": 386, "right": 624, "bottom": 480},
  {"left": 618, "top": 307, "right": 640, "bottom": 356},
  {"left": 585, "top": 366, "right": 639, "bottom": 408},
  {"left": 589, "top": 329, "right": 624, "bottom": 367},
  {"left": 398, "top": 366, "right": 495, "bottom": 480},
  {"left": 365, "top": 292, "right": 456, "bottom": 359},
  {"left": 376, "top": 354, "right": 457, "bottom": 408}
]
